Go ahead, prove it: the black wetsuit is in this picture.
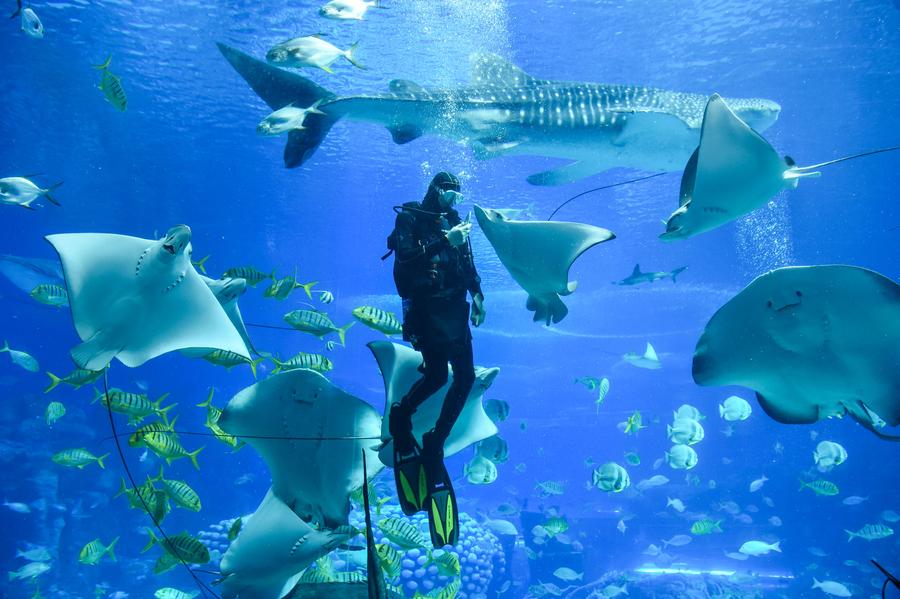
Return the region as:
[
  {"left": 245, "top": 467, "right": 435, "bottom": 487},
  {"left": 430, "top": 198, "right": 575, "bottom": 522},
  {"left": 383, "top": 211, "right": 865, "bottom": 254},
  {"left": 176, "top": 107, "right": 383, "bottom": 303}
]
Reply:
[{"left": 389, "top": 196, "right": 482, "bottom": 455}]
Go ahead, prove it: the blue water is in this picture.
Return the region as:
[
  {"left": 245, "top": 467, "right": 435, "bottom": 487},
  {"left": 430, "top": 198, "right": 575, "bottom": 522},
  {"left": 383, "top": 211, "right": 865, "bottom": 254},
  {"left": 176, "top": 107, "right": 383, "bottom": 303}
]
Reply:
[{"left": 1, "top": 0, "right": 899, "bottom": 598}]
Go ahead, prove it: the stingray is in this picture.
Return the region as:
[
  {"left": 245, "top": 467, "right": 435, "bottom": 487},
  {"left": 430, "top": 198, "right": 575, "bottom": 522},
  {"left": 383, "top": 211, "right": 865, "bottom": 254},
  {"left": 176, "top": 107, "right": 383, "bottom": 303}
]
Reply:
[
  {"left": 368, "top": 341, "right": 498, "bottom": 467},
  {"left": 473, "top": 205, "right": 615, "bottom": 325},
  {"left": 218, "top": 368, "right": 383, "bottom": 528},
  {"left": 692, "top": 265, "right": 900, "bottom": 440},
  {"left": 201, "top": 275, "right": 257, "bottom": 355},
  {"left": 217, "top": 488, "right": 352, "bottom": 599},
  {"left": 660, "top": 93, "right": 822, "bottom": 241},
  {"left": 45, "top": 226, "right": 250, "bottom": 370}
]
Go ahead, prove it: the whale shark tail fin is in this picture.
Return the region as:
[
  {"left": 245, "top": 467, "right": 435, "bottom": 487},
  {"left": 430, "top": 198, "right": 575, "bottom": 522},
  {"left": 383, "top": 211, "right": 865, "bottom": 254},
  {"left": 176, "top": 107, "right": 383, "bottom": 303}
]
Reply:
[{"left": 216, "top": 42, "right": 339, "bottom": 169}]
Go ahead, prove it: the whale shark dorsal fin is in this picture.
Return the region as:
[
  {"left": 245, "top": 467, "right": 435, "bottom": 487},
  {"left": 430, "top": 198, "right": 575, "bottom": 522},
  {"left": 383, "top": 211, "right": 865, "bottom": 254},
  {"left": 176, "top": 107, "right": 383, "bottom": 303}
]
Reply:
[
  {"left": 632, "top": 264, "right": 642, "bottom": 276},
  {"left": 469, "top": 53, "right": 549, "bottom": 88},
  {"left": 389, "top": 79, "right": 426, "bottom": 94},
  {"left": 643, "top": 342, "right": 658, "bottom": 362}
]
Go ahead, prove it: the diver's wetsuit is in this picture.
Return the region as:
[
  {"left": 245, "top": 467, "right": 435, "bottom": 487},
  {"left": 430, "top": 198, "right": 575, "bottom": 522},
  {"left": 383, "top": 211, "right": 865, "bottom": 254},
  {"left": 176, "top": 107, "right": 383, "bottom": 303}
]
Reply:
[{"left": 388, "top": 191, "right": 482, "bottom": 462}]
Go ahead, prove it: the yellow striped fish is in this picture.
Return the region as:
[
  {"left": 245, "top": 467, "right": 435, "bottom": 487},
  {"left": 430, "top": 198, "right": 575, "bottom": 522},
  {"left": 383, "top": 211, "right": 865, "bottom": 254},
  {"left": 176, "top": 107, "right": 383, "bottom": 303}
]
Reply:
[
  {"left": 92, "top": 388, "right": 174, "bottom": 426},
  {"left": 197, "top": 389, "right": 244, "bottom": 450},
  {"left": 375, "top": 543, "right": 402, "bottom": 579},
  {"left": 271, "top": 351, "right": 333, "bottom": 374},
  {"left": 377, "top": 517, "right": 427, "bottom": 550},
  {"left": 141, "top": 430, "right": 203, "bottom": 470},
  {"left": 30, "top": 283, "right": 68, "bottom": 307},
  {"left": 150, "top": 466, "right": 201, "bottom": 512},
  {"left": 142, "top": 529, "right": 209, "bottom": 564},
  {"left": 114, "top": 477, "right": 171, "bottom": 523},
  {"left": 222, "top": 265, "right": 273, "bottom": 286},
  {"left": 51, "top": 448, "right": 108, "bottom": 469},
  {"left": 129, "top": 416, "right": 178, "bottom": 448},
  {"left": 202, "top": 350, "right": 263, "bottom": 378},
  {"left": 94, "top": 56, "right": 127, "bottom": 111},
  {"left": 45, "top": 367, "right": 104, "bottom": 392},
  {"left": 352, "top": 306, "right": 403, "bottom": 336},
  {"left": 264, "top": 274, "right": 316, "bottom": 300}
]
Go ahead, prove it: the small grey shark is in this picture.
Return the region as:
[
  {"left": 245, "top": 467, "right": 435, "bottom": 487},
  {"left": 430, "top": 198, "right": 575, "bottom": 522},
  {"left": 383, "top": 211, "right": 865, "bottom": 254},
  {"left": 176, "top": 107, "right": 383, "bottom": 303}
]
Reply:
[
  {"left": 614, "top": 264, "right": 687, "bottom": 286},
  {"left": 217, "top": 43, "right": 781, "bottom": 185}
]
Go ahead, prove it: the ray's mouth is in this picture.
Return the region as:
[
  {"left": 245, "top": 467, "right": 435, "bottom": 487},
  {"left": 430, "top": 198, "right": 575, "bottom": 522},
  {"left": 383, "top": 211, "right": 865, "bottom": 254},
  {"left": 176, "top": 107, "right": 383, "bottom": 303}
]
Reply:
[
  {"left": 774, "top": 301, "right": 800, "bottom": 313},
  {"left": 163, "top": 243, "right": 176, "bottom": 255}
]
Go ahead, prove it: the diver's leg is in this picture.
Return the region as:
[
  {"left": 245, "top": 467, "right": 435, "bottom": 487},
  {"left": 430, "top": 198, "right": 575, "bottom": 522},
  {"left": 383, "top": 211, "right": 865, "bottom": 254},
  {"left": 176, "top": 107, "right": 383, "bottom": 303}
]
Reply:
[
  {"left": 420, "top": 340, "right": 471, "bottom": 546},
  {"left": 426, "top": 339, "right": 475, "bottom": 453},
  {"left": 389, "top": 346, "right": 450, "bottom": 454}
]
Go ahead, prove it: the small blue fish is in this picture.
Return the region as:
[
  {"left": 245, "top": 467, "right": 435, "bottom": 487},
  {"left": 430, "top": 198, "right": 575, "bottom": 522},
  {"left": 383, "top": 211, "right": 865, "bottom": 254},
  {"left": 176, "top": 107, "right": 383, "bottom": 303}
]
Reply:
[
  {"left": 11, "top": 1, "right": 43, "bottom": 39},
  {"left": 1, "top": 340, "right": 39, "bottom": 372}
]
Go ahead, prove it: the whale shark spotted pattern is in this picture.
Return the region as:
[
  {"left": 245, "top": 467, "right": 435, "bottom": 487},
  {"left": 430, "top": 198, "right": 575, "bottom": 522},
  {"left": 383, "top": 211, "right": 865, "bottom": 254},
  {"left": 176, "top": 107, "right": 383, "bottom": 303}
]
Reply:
[{"left": 217, "top": 44, "right": 781, "bottom": 185}]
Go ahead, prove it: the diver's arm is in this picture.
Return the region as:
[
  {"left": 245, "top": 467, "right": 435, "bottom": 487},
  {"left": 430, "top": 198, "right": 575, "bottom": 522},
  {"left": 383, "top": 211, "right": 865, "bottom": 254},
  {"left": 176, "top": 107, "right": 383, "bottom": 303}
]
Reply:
[
  {"left": 465, "top": 238, "right": 483, "bottom": 299},
  {"left": 394, "top": 213, "right": 449, "bottom": 264}
]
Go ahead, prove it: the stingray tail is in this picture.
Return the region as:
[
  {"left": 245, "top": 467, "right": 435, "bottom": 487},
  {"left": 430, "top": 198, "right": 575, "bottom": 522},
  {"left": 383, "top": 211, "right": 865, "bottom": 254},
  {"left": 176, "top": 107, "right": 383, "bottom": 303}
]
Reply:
[
  {"left": 216, "top": 43, "right": 339, "bottom": 169},
  {"left": 527, "top": 294, "right": 568, "bottom": 326}
]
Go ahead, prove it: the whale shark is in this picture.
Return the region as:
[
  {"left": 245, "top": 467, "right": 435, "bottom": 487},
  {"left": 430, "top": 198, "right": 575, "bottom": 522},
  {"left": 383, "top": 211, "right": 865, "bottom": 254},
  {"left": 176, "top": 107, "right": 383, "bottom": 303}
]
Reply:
[{"left": 217, "top": 43, "right": 781, "bottom": 185}]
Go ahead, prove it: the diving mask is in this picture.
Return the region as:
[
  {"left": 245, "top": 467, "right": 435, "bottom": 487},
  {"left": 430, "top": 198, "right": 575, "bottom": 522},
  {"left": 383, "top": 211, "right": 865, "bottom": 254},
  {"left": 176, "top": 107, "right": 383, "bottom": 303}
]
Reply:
[{"left": 440, "top": 188, "right": 464, "bottom": 208}]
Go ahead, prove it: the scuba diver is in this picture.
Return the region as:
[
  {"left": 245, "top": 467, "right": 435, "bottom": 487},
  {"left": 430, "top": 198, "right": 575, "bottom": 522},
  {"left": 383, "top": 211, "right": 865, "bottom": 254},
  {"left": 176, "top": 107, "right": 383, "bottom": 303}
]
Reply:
[{"left": 384, "top": 171, "right": 486, "bottom": 547}]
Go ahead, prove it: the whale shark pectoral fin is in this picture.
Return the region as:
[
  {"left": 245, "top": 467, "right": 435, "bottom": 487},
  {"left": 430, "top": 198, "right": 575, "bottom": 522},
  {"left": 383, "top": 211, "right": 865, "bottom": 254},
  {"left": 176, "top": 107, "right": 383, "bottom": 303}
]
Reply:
[
  {"left": 527, "top": 161, "right": 606, "bottom": 186},
  {"left": 387, "top": 124, "right": 423, "bottom": 144}
]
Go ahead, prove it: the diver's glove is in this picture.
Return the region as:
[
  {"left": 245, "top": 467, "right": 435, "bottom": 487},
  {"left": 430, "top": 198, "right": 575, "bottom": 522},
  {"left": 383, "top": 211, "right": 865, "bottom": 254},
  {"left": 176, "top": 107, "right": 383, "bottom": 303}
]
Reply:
[
  {"left": 470, "top": 293, "right": 486, "bottom": 327},
  {"left": 444, "top": 222, "right": 472, "bottom": 247}
]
